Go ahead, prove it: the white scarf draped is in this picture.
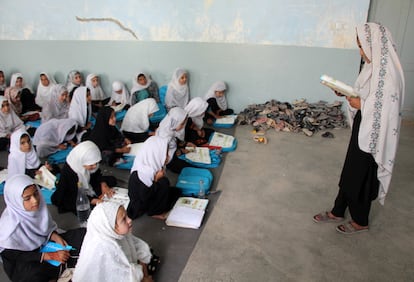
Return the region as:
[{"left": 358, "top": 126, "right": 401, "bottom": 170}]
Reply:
[
  {"left": 66, "top": 141, "right": 102, "bottom": 196},
  {"left": 185, "top": 97, "right": 208, "bottom": 129},
  {"left": 0, "top": 96, "right": 24, "bottom": 138},
  {"left": 165, "top": 68, "right": 189, "bottom": 109},
  {"left": 130, "top": 72, "right": 152, "bottom": 94},
  {"left": 33, "top": 118, "right": 77, "bottom": 158},
  {"left": 65, "top": 70, "right": 83, "bottom": 93},
  {"left": 109, "top": 81, "right": 130, "bottom": 106},
  {"left": 73, "top": 202, "right": 151, "bottom": 282},
  {"left": 353, "top": 23, "right": 405, "bottom": 205},
  {"left": 0, "top": 174, "right": 57, "bottom": 252},
  {"left": 156, "top": 107, "right": 187, "bottom": 161},
  {"left": 68, "top": 86, "right": 92, "bottom": 127},
  {"left": 7, "top": 128, "right": 41, "bottom": 179},
  {"left": 35, "top": 72, "right": 57, "bottom": 108},
  {"left": 131, "top": 136, "right": 169, "bottom": 187},
  {"left": 121, "top": 98, "right": 159, "bottom": 133},
  {"left": 204, "top": 81, "right": 228, "bottom": 110},
  {"left": 86, "top": 73, "right": 107, "bottom": 101},
  {"left": 41, "top": 84, "right": 70, "bottom": 122}
]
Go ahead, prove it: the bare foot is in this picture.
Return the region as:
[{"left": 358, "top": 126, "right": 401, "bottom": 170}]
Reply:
[
  {"left": 349, "top": 221, "right": 369, "bottom": 230},
  {"left": 151, "top": 212, "right": 169, "bottom": 220}
]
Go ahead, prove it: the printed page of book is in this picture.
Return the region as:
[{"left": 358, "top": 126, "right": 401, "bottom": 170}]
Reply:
[
  {"left": 185, "top": 147, "right": 211, "bottom": 164},
  {"left": 209, "top": 132, "right": 235, "bottom": 148},
  {"left": 215, "top": 115, "right": 236, "bottom": 125},
  {"left": 320, "top": 74, "right": 358, "bottom": 98}
]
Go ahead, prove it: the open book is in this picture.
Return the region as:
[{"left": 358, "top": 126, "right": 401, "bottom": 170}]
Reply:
[
  {"left": 209, "top": 132, "right": 235, "bottom": 149},
  {"left": 166, "top": 197, "right": 209, "bottom": 229},
  {"left": 34, "top": 166, "right": 56, "bottom": 190},
  {"left": 102, "top": 187, "right": 130, "bottom": 209},
  {"left": 320, "top": 74, "right": 359, "bottom": 98},
  {"left": 184, "top": 147, "right": 211, "bottom": 164}
]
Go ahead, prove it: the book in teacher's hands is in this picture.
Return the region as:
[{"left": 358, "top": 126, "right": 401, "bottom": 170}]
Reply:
[
  {"left": 320, "top": 74, "right": 359, "bottom": 98},
  {"left": 165, "top": 197, "right": 209, "bottom": 229}
]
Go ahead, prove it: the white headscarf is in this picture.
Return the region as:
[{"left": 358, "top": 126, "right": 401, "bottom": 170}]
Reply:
[
  {"left": 86, "top": 73, "right": 107, "bottom": 101},
  {"left": 109, "top": 81, "right": 130, "bottom": 106},
  {"left": 33, "top": 118, "right": 77, "bottom": 158},
  {"left": 185, "top": 97, "right": 209, "bottom": 129},
  {"left": 66, "top": 70, "right": 83, "bottom": 93},
  {"left": 68, "top": 86, "right": 91, "bottom": 127},
  {"left": 130, "top": 72, "right": 152, "bottom": 94},
  {"left": 131, "top": 136, "right": 169, "bottom": 187},
  {"left": 0, "top": 70, "right": 7, "bottom": 91},
  {"left": 7, "top": 128, "right": 41, "bottom": 179},
  {"left": 66, "top": 141, "right": 101, "bottom": 196},
  {"left": 121, "top": 98, "right": 159, "bottom": 133},
  {"left": 353, "top": 23, "right": 405, "bottom": 205},
  {"left": 0, "top": 174, "right": 57, "bottom": 252},
  {"left": 41, "top": 84, "right": 70, "bottom": 122},
  {"left": 9, "top": 73, "right": 26, "bottom": 91},
  {"left": 35, "top": 72, "right": 57, "bottom": 108},
  {"left": 73, "top": 201, "right": 151, "bottom": 282},
  {"left": 155, "top": 107, "right": 187, "bottom": 161},
  {"left": 165, "top": 68, "right": 189, "bottom": 109},
  {"left": 0, "top": 96, "right": 24, "bottom": 138},
  {"left": 204, "top": 81, "right": 228, "bottom": 110}
]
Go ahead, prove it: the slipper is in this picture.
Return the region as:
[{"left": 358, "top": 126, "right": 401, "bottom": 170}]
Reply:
[
  {"left": 336, "top": 221, "right": 369, "bottom": 235},
  {"left": 313, "top": 211, "right": 344, "bottom": 223},
  {"left": 253, "top": 135, "right": 268, "bottom": 144}
]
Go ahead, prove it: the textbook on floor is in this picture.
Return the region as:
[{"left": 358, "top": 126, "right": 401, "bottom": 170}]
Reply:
[{"left": 166, "top": 197, "right": 209, "bottom": 229}]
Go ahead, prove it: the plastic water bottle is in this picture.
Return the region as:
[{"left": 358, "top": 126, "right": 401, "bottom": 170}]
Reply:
[
  {"left": 198, "top": 179, "right": 205, "bottom": 199},
  {"left": 76, "top": 186, "right": 91, "bottom": 228}
]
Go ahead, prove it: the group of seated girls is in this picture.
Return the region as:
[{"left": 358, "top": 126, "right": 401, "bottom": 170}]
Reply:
[{"left": 0, "top": 67, "right": 235, "bottom": 281}]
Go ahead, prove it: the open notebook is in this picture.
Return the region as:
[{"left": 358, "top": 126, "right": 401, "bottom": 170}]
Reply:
[{"left": 166, "top": 197, "right": 209, "bottom": 229}]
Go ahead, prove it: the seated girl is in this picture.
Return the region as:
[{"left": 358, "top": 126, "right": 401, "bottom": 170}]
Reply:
[
  {"left": 184, "top": 97, "right": 214, "bottom": 145},
  {"left": 33, "top": 118, "right": 77, "bottom": 158},
  {"left": 41, "top": 84, "right": 70, "bottom": 122},
  {"left": 68, "top": 86, "right": 93, "bottom": 140},
  {"left": 203, "top": 81, "right": 234, "bottom": 125},
  {"left": 86, "top": 106, "right": 131, "bottom": 166},
  {"left": 164, "top": 68, "right": 189, "bottom": 110},
  {"left": 0, "top": 96, "right": 24, "bottom": 151},
  {"left": 51, "top": 141, "right": 117, "bottom": 214},
  {"left": 7, "top": 128, "right": 57, "bottom": 179},
  {"left": 0, "top": 70, "right": 7, "bottom": 96},
  {"left": 109, "top": 81, "right": 131, "bottom": 111},
  {"left": 86, "top": 73, "right": 109, "bottom": 112},
  {"left": 127, "top": 136, "right": 181, "bottom": 220},
  {"left": 35, "top": 72, "right": 57, "bottom": 108},
  {"left": 65, "top": 70, "right": 84, "bottom": 94},
  {"left": 73, "top": 201, "right": 154, "bottom": 282},
  {"left": 121, "top": 98, "right": 159, "bottom": 143},
  {"left": 155, "top": 107, "right": 195, "bottom": 174},
  {"left": 130, "top": 71, "right": 160, "bottom": 105},
  {"left": 6, "top": 72, "right": 41, "bottom": 114},
  {"left": 0, "top": 174, "right": 86, "bottom": 282}
]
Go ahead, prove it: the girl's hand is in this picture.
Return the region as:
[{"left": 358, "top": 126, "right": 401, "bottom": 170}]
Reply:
[
  {"left": 154, "top": 169, "right": 165, "bottom": 182},
  {"left": 50, "top": 232, "right": 68, "bottom": 247},
  {"left": 124, "top": 138, "right": 132, "bottom": 145},
  {"left": 44, "top": 161, "right": 52, "bottom": 171},
  {"left": 197, "top": 129, "right": 205, "bottom": 138},
  {"left": 58, "top": 143, "right": 67, "bottom": 150},
  {"left": 44, "top": 250, "right": 70, "bottom": 263},
  {"left": 346, "top": 96, "right": 361, "bottom": 109},
  {"left": 101, "top": 183, "right": 115, "bottom": 198},
  {"left": 334, "top": 90, "right": 345, "bottom": 97}
]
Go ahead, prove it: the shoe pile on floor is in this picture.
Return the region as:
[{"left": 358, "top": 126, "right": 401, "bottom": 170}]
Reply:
[{"left": 237, "top": 99, "right": 348, "bottom": 137}]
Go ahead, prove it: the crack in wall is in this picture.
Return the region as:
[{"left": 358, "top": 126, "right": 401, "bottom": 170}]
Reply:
[{"left": 76, "top": 16, "right": 139, "bottom": 40}]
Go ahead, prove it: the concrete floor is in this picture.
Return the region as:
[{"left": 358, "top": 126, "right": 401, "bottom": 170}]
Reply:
[
  {"left": 0, "top": 121, "right": 413, "bottom": 282},
  {"left": 179, "top": 121, "right": 414, "bottom": 282}
]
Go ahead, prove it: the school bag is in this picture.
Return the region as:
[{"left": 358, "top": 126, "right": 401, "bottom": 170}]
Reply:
[{"left": 176, "top": 167, "right": 213, "bottom": 196}]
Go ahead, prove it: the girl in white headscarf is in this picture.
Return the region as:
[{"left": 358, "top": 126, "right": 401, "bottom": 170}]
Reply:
[
  {"left": 108, "top": 80, "right": 131, "bottom": 110},
  {"left": 73, "top": 201, "right": 153, "bottom": 282},
  {"left": 0, "top": 174, "right": 86, "bottom": 282},
  {"left": 86, "top": 73, "right": 109, "bottom": 112},
  {"left": 0, "top": 96, "right": 24, "bottom": 151},
  {"left": 0, "top": 70, "right": 6, "bottom": 95},
  {"left": 35, "top": 72, "right": 57, "bottom": 108},
  {"left": 6, "top": 72, "right": 40, "bottom": 114},
  {"left": 184, "top": 97, "right": 214, "bottom": 145},
  {"left": 33, "top": 118, "right": 77, "bottom": 158},
  {"left": 68, "top": 86, "right": 92, "bottom": 140},
  {"left": 203, "top": 81, "right": 234, "bottom": 125},
  {"left": 7, "top": 128, "right": 42, "bottom": 179},
  {"left": 121, "top": 98, "right": 159, "bottom": 143},
  {"left": 165, "top": 68, "right": 190, "bottom": 110},
  {"left": 156, "top": 107, "right": 195, "bottom": 173},
  {"left": 130, "top": 71, "right": 160, "bottom": 105},
  {"left": 127, "top": 136, "right": 181, "bottom": 220},
  {"left": 51, "top": 141, "right": 117, "bottom": 214},
  {"left": 65, "top": 70, "right": 84, "bottom": 94},
  {"left": 41, "top": 84, "right": 70, "bottom": 122},
  {"left": 313, "top": 23, "right": 405, "bottom": 234}
]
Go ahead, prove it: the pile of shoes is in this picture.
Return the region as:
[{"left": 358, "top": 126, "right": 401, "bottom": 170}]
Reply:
[{"left": 237, "top": 99, "right": 348, "bottom": 137}]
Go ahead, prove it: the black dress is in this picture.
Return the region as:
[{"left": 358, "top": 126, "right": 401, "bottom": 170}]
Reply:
[
  {"left": 127, "top": 171, "right": 181, "bottom": 219},
  {"left": 184, "top": 118, "right": 214, "bottom": 146},
  {"left": 51, "top": 163, "right": 117, "bottom": 214}
]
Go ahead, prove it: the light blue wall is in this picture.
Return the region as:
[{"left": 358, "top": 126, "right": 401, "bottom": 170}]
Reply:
[{"left": 0, "top": 41, "right": 360, "bottom": 112}]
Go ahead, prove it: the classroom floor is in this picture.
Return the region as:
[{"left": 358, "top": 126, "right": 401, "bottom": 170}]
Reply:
[{"left": 0, "top": 121, "right": 413, "bottom": 282}]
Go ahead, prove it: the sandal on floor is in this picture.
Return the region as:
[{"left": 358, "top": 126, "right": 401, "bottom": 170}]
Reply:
[
  {"left": 253, "top": 135, "right": 268, "bottom": 144},
  {"left": 313, "top": 211, "right": 344, "bottom": 223},
  {"left": 336, "top": 221, "right": 369, "bottom": 235}
]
